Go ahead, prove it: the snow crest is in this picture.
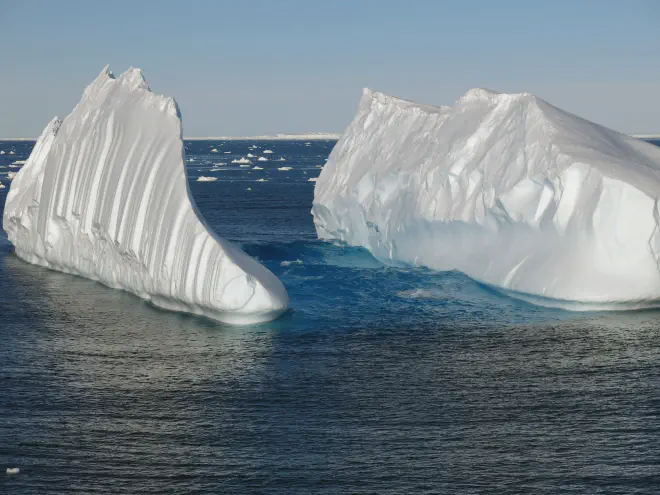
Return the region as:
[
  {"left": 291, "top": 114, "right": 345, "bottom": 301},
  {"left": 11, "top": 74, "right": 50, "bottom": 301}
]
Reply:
[
  {"left": 3, "top": 66, "right": 288, "bottom": 324},
  {"left": 312, "top": 88, "right": 660, "bottom": 308}
]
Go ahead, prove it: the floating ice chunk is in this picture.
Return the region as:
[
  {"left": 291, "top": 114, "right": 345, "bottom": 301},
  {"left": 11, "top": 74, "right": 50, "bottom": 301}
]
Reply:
[
  {"left": 231, "top": 157, "right": 251, "bottom": 164},
  {"left": 11, "top": 160, "right": 26, "bottom": 165},
  {"left": 246, "top": 187, "right": 252, "bottom": 191},
  {"left": 257, "top": 156, "right": 268, "bottom": 162},
  {"left": 278, "top": 157, "right": 286, "bottom": 161},
  {"left": 196, "top": 176, "right": 218, "bottom": 182},
  {"left": 6, "top": 172, "right": 17, "bottom": 180},
  {"left": 210, "top": 148, "right": 218, "bottom": 153},
  {"left": 0, "top": 181, "right": 5, "bottom": 189},
  {"left": 313, "top": 87, "right": 660, "bottom": 308},
  {"left": 252, "top": 166, "right": 264, "bottom": 170},
  {"left": 308, "top": 177, "right": 318, "bottom": 182},
  {"left": 280, "top": 259, "right": 303, "bottom": 266},
  {"left": 247, "top": 153, "right": 256, "bottom": 158},
  {"left": 240, "top": 164, "right": 251, "bottom": 168},
  {"left": 224, "top": 151, "right": 231, "bottom": 154},
  {"left": 8, "top": 151, "right": 15, "bottom": 155},
  {"left": 277, "top": 166, "right": 293, "bottom": 171},
  {"left": 3, "top": 66, "right": 288, "bottom": 324},
  {"left": 6, "top": 468, "right": 19, "bottom": 475},
  {"left": 263, "top": 149, "right": 273, "bottom": 154},
  {"left": 0, "top": 151, "right": 5, "bottom": 155},
  {"left": 256, "top": 178, "right": 268, "bottom": 182}
]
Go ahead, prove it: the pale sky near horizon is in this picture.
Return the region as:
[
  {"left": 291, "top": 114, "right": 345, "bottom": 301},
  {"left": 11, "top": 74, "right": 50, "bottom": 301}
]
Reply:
[{"left": 1, "top": 0, "right": 659, "bottom": 137}]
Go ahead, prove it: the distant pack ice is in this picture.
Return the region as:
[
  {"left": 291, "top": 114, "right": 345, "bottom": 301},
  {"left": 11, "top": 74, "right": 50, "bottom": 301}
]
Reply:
[
  {"left": 313, "top": 88, "right": 660, "bottom": 309},
  {"left": 3, "top": 66, "right": 288, "bottom": 324}
]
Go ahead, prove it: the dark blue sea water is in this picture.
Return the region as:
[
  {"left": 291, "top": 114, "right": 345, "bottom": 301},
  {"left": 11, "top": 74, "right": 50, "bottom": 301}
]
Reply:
[{"left": 2, "top": 138, "right": 660, "bottom": 493}]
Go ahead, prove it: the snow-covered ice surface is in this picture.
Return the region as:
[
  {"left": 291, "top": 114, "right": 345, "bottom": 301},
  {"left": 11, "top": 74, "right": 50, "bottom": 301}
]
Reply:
[
  {"left": 2, "top": 66, "right": 288, "bottom": 324},
  {"left": 313, "top": 88, "right": 660, "bottom": 310}
]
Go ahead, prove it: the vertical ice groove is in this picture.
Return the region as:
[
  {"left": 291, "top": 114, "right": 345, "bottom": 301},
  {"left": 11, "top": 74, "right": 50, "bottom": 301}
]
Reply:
[{"left": 3, "top": 66, "right": 288, "bottom": 324}]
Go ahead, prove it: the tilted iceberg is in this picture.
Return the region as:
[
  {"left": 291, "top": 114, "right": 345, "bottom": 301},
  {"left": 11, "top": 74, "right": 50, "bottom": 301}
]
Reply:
[
  {"left": 313, "top": 88, "right": 660, "bottom": 309},
  {"left": 3, "top": 66, "right": 288, "bottom": 324}
]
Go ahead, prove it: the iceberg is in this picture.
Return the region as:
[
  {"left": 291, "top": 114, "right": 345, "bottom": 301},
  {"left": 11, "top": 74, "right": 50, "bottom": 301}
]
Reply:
[
  {"left": 313, "top": 88, "right": 660, "bottom": 309},
  {"left": 231, "top": 157, "right": 251, "bottom": 164},
  {"left": 196, "top": 176, "right": 218, "bottom": 182},
  {"left": 277, "top": 166, "right": 293, "bottom": 171},
  {"left": 257, "top": 156, "right": 268, "bottom": 162},
  {"left": 3, "top": 66, "right": 288, "bottom": 324}
]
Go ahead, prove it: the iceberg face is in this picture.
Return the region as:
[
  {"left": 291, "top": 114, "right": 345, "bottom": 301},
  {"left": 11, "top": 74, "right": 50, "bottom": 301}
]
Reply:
[
  {"left": 3, "top": 66, "right": 288, "bottom": 324},
  {"left": 313, "top": 88, "right": 660, "bottom": 309}
]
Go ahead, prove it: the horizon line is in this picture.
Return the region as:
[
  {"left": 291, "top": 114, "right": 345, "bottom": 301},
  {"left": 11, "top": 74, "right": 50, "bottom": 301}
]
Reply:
[
  {"left": 2, "top": 133, "right": 660, "bottom": 141},
  {"left": 0, "top": 132, "right": 343, "bottom": 142}
]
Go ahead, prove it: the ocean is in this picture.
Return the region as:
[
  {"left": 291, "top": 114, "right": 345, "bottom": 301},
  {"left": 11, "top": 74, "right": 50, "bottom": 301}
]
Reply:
[{"left": 1, "top": 138, "right": 660, "bottom": 493}]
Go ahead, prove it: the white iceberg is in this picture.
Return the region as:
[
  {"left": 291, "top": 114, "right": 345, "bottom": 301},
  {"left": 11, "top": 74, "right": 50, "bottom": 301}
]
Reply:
[
  {"left": 210, "top": 148, "right": 218, "bottom": 153},
  {"left": 247, "top": 153, "right": 256, "bottom": 158},
  {"left": 196, "top": 176, "right": 218, "bottom": 182},
  {"left": 278, "top": 157, "right": 286, "bottom": 161},
  {"left": 263, "top": 149, "right": 273, "bottom": 154},
  {"left": 0, "top": 181, "right": 4, "bottom": 189},
  {"left": 277, "top": 166, "right": 293, "bottom": 171},
  {"left": 308, "top": 177, "right": 318, "bottom": 182},
  {"left": 8, "top": 151, "right": 15, "bottom": 155},
  {"left": 313, "top": 88, "right": 660, "bottom": 309},
  {"left": 257, "top": 156, "right": 268, "bottom": 162},
  {"left": 256, "top": 178, "right": 268, "bottom": 182},
  {"left": 252, "top": 166, "right": 264, "bottom": 170},
  {"left": 231, "top": 157, "right": 251, "bottom": 164},
  {"left": 0, "top": 151, "right": 5, "bottom": 155},
  {"left": 6, "top": 172, "right": 17, "bottom": 180},
  {"left": 3, "top": 66, "right": 288, "bottom": 324},
  {"left": 11, "top": 160, "right": 26, "bottom": 165}
]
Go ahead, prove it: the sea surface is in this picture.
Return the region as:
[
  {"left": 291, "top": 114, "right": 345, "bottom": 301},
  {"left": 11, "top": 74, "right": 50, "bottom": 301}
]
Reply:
[{"left": 1, "top": 138, "right": 660, "bottom": 494}]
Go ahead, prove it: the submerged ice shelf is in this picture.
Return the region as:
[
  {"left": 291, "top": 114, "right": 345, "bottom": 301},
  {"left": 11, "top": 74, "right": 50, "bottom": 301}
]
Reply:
[
  {"left": 313, "top": 88, "right": 660, "bottom": 309},
  {"left": 3, "top": 66, "right": 288, "bottom": 324}
]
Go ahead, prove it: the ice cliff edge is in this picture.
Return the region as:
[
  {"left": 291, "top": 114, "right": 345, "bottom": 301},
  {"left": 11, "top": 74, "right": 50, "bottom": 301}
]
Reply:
[
  {"left": 313, "top": 88, "right": 660, "bottom": 309},
  {"left": 3, "top": 66, "right": 288, "bottom": 324}
]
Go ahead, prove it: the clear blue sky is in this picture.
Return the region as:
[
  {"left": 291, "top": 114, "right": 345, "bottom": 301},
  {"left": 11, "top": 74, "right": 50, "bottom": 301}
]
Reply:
[{"left": 1, "top": 0, "right": 659, "bottom": 137}]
